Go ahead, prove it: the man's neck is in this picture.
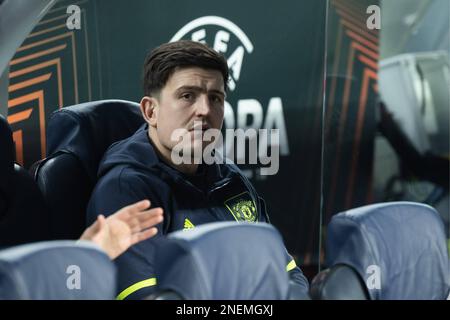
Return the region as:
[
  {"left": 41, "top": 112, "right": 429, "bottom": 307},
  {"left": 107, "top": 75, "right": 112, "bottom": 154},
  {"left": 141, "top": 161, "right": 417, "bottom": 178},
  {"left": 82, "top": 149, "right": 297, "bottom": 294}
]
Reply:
[{"left": 148, "top": 130, "right": 198, "bottom": 175}]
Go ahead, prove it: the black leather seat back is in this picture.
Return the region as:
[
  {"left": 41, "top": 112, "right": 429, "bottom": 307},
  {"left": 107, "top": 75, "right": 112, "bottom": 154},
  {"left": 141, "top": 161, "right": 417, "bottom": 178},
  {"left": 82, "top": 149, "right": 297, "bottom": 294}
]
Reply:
[
  {"left": 310, "top": 264, "right": 369, "bottom": 300},
  {"left": 33, "top": 100, "right": 144, "bottom": 239},
  {"left": 0, "top": 115, "right": 13, "bottom": 217},
  {"left": 0, "top": 115, "right": 51, "bottom": 247},
  {"left": 34, "top": 154, "right": 90, "bottom": 239}
]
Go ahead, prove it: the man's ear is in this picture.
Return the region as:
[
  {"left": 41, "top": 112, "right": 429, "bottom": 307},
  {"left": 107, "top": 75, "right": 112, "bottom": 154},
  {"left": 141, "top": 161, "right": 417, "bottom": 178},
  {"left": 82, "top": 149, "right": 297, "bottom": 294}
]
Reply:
[{"left": 140, "top": 96, "right": 158, "bottom": 128}]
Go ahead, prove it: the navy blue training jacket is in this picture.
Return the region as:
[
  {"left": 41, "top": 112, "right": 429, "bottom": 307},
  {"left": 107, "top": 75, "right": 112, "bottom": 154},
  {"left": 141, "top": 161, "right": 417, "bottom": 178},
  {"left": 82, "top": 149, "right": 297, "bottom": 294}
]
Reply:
[{"left": 87, "top": 124, "right": 309, "bottom": 300}]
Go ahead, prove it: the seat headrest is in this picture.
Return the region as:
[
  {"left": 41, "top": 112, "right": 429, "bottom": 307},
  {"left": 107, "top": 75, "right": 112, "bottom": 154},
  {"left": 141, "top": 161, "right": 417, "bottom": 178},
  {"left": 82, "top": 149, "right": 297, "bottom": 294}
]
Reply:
[
  {"left": 0, "top": 240, "right": 116, "bottom": 299},
  {"left": 46, "top": 100, "right": 144, "bottom": 181},
  {"left": 326, "top": 202, "right": 450, "bottom": 299},
  {"left": 155, "top": 222, "right": 290, "bottom": 299}
]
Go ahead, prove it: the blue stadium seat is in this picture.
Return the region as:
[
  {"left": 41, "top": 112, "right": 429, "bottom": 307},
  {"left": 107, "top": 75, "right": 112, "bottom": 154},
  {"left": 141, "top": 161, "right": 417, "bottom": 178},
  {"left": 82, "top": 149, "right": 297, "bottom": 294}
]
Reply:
[
  {"left": 0, "top": 240, "right": 116, "bottom": 299},
  {"left": 151, "top": 221, "right": 296, "bottom": 300},
  {"left": 324, "top": 202, "right": 450, "bottom": 299}
]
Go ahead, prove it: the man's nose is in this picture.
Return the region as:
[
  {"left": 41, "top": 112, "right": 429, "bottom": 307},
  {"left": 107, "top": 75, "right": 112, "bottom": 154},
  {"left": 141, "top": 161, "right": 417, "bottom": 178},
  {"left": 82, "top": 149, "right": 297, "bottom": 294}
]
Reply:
[{"left": 195, "top": 94, "right": 212, "bottom": 117}]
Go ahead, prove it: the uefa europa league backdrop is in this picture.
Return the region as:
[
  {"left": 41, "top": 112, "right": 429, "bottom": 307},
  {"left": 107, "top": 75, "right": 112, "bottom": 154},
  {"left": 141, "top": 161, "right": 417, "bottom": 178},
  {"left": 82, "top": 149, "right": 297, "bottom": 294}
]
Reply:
[{"left": 6, "top": 0, "right": 379, "bottom": 267}]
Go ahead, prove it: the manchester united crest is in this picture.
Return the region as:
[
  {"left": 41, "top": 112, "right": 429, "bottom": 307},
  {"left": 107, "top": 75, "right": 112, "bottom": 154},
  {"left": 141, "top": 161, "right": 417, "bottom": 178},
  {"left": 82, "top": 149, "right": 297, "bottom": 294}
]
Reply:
[{"left": 224, "top": 192, "right": 257, "bottom": 222}]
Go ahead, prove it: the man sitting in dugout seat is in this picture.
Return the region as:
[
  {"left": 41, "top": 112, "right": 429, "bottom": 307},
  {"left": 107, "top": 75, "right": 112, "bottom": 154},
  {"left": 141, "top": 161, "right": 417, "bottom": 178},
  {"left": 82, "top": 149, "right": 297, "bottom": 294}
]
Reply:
[{"left": 87, "top": 40, "right": 309, "bottom": 300}]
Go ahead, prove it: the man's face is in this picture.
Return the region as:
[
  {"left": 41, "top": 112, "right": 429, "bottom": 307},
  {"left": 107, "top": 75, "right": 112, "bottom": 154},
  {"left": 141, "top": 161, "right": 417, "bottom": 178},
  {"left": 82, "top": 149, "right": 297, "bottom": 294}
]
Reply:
[{"left": 144, "top": 67, "right": 226, "bottom": 159}]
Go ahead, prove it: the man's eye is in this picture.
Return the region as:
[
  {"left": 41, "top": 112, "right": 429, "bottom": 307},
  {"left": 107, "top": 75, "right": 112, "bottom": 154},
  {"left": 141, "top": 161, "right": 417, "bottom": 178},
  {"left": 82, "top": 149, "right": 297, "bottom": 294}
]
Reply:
[
  {"left": 210, "top": 95, "right": 223, "bottom": 104},
  {"left": 181, "top": 93, "right": 193, "bottom": 100}
]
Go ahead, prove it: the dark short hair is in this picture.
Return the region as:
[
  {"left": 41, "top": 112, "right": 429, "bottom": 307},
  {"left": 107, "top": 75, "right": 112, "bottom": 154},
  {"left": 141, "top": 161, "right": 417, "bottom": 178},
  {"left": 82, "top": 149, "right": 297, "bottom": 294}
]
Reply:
[{"left": 142, "top": 40, "right": 229, "bottom": 96}]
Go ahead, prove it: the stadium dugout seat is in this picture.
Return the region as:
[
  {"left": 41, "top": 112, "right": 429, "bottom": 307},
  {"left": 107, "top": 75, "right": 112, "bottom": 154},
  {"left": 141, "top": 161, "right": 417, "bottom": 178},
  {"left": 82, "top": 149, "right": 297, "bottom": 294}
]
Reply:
[
  {"left": 0, "top": 115, "right": 51, "bottom": 247},
  {"left": 309, "top": 264, "right": 369, "bottom": 300},
  {"left": 150, "top": 221, "right": 309, "bottom": 300},
  {"left": 32, "top": 100, "right": 144, "bottom": 239},
  {"left": 0, "top": 240, "right": 116, "bottom": 299},
  {"left": 312, "top": 202, "right": 450, "bottom": 300}
]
